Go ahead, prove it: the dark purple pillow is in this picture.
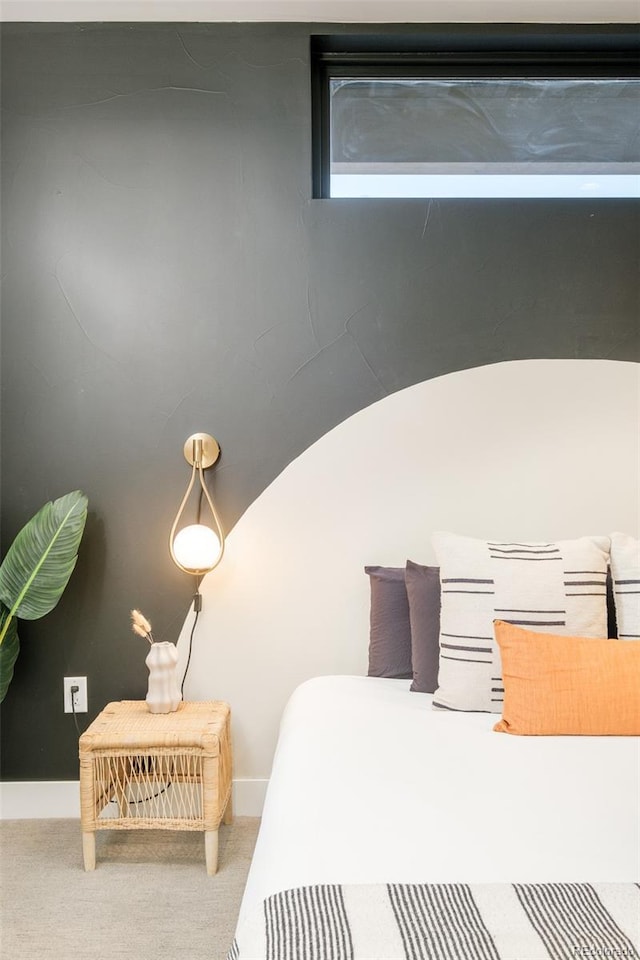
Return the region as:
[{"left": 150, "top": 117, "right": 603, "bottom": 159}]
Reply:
[
  {"left": 405, "top": 560, "right": 441, "bottom": 694},
  {"left": 365, "top": 566, "right": 413, "bottom": 679}
]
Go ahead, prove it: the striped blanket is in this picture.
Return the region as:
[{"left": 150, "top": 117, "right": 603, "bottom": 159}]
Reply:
[{"left": 229, "top": 883, "right": 639, "bottom": 960}]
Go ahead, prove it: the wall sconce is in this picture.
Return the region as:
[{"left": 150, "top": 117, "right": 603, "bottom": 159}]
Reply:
[{"left": 169, "top": 433, "right": 225, "bottom": 591}]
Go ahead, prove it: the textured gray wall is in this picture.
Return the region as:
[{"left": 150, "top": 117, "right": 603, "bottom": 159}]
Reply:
[{"left": 1, "top": 23, "right": 638, "bottom": 779}]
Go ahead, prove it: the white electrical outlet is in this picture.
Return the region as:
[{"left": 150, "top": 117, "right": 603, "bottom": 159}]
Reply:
[{"left": 63, "top": 676, "right": 88, "bottom": 713}]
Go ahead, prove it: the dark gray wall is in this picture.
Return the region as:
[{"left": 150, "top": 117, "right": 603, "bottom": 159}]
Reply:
[{"left": 1, "top": 23, "right": 638, "bottom": 780}]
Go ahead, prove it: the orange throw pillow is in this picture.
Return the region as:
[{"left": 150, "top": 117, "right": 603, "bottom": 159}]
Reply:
[{"left": 493, "top": 620, "right": 640, "bottom": 736}]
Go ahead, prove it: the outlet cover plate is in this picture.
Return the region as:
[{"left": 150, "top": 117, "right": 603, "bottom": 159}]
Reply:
[{"left": 63, "top": 676, "right": 87, "bottom": 713}]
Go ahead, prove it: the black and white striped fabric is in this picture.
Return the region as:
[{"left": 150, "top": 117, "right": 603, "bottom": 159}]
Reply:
[
  {"left": 610, "top": 533, "right": 640, "bottom": 641},
  {"left": 228, "top": 882, "right": 639, "bottom": 960},
  {"left": 431, "top": 532, "right": 611, "bottom": 712}
]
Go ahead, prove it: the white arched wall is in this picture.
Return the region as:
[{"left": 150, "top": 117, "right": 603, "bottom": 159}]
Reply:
[{"left": 177, "top": 359, "right": 639, "bottom": 812}]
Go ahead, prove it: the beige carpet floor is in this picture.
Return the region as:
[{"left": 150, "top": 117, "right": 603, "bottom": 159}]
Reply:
[{"left": 0, "top": 817, "right": 260, "bottom": 960}]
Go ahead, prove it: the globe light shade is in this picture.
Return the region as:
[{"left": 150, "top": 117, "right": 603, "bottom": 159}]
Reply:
[
  {"left": 169, "top": 434, "right": 225, "bottom": 579},
  {"left": 172, "top": 524, "right": 221, "bottom": 574}
]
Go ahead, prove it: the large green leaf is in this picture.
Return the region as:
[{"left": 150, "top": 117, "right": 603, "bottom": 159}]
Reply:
[
  {"left": 0, "top": 491, "right": 88, "bottom": 638},
  {"left": 0, "top": 604, "right": 20, "bottom": 702}
]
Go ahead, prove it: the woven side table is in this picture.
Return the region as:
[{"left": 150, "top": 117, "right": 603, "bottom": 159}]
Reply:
[{"left": 79, "top": 700, "right": 232, "bottom": 875}]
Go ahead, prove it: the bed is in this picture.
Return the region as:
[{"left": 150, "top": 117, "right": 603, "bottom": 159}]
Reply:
[
  {"left": 228, "top": 530, "right": 640, "bottom": 959},
  {"left": 230, "top": 675, "right": 639, "bottom": 959}
]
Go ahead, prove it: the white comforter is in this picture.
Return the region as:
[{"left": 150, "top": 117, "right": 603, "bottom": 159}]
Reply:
[{"left": 238, "top": 676, "right": 640, "bottom": 929}]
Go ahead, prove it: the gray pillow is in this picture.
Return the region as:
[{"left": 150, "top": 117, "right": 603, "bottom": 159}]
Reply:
[
  {"left": 405, "top": 561, "right": 441, "bottom": 694},
  {"left": 365, "top": 566, "right": 412, "bottom": 679}
]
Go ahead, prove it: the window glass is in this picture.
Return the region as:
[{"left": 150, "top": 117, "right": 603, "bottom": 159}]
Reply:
[{"left": 328, "top": 77, "right": 640, "bottom": 198}]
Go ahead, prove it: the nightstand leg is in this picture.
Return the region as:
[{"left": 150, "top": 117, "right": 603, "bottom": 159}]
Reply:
[
  {"left": 222, "top": 789, "right": 233, "bottom": 825},
  {"left": 82, "top": 832, "right": 96, "bottom": 871},
  {"left": 204, "top": 829, "right": 218, "bottom": 875}
]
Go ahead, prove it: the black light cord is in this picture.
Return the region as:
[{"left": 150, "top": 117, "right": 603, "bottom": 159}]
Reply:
[
  {"left": 70, "top": 685, "right": 82, "bottom": 736},
  {"left": 73, "top": 485, "right": 206, "bottom": 801},
  {"left": 125, "top": 577, "right": 203, "bottom": 802},
  {"left": 70, "top": 688, "right": 167, "bottom": 806},
  {"left": 123, "top": 587, "right": 202, "bottom": 804},
  {"left": 177, "top": 484, "right": 205, "bottom": 696},
  {"left": 117, "top": 783, "right": 172, "bottom": 806},
  {"left": 71, "top": 581, "right": 202, "bottom": 804},
  {"left": 109, "top": 777, "right": 172, "bottom": 807},
  {"left": 181, "top": 579, "right": 202, "bottom": 696}
]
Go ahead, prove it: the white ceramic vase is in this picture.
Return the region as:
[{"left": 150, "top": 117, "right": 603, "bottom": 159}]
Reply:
[{"left": 145, "top": 642, "right": 182, "bottom": 714}]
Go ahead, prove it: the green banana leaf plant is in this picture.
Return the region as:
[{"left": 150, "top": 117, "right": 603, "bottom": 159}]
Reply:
[{"left": 0, "top": 490, "right": 88, "bottom": 702}]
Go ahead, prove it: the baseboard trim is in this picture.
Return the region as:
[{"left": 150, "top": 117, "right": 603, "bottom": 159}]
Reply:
[
  {"left": 233, "top": 777, "right": 268, "bottom": 817},
  {"left": 0, "top": 780, "right": 81, "bottom": 819},
  {"left": 0, "top": 777, "right": 268, "bottom": 819}
]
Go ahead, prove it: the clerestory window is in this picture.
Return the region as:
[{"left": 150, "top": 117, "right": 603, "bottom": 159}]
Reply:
[{"left": 311, "top": 29, "right": 640, "bottom": 199}]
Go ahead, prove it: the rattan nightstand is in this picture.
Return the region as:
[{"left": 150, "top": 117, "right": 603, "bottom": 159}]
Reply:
[{"left": 78, "top": 700, "right": 232, "bottom": 874}]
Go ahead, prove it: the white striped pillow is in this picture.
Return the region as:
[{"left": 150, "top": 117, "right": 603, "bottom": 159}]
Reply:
[
  {"left": 610, "top": 533, "right": 640, "bottom": 641},
  {"left": 431, "top": 531, "right": 611, "bottom": 712}
]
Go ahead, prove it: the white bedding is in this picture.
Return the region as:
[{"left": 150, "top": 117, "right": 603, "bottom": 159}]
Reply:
[{"left": 238, "top": 675, "right": 640, "bottom": 929}]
